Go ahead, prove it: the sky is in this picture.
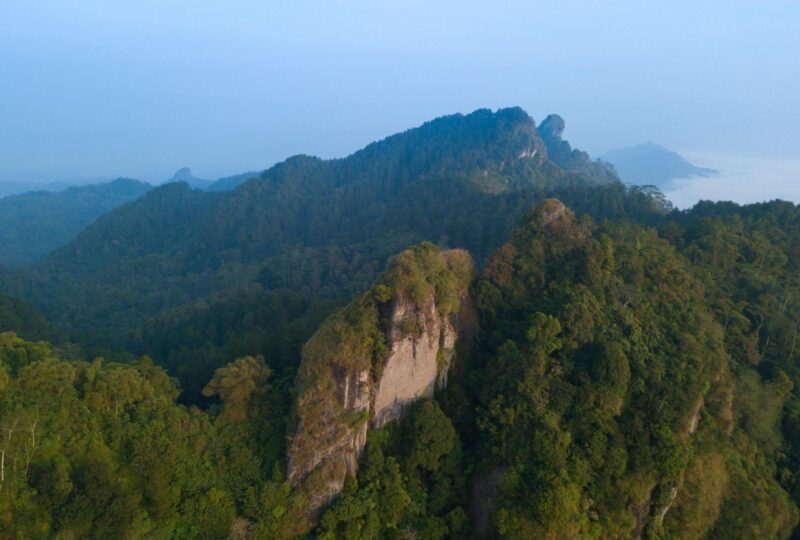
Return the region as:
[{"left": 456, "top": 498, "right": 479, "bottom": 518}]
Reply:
[{"left": 1, "top": 1, "right": 798, "bottom": 201}]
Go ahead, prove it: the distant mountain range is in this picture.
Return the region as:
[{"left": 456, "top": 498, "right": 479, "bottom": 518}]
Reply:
[
  {"left": 0, "top": 178, "right": 152, "bottom": 266},
  {"left": 0, "top": 107, "right": 673, "bottom": 404},
  {"left": 0, "top": 168, "right": 265, "bottom": 267},
  {"left": 1, "top": 167, "right": 263, "bottom": 200},
  {"left": 165, "top": 167, "right": 262, "bottom": 191},
  {"left": 1, "top": 107, "right": 647, "bottom": 348},
  {"left": 165, "top": 167, "right": 213, "bottom": 189},
  {"left": 164, "top": 167, "right": 263, "bottom": 191},
  {"left": 207, "top": 170, "right": 262, "bottom": 191},
  {"left": 0, "top": 178, "right": 113, "bottom": 199},
  {"left": 601, "top": 142, "right": 717, "bottom": 186}
]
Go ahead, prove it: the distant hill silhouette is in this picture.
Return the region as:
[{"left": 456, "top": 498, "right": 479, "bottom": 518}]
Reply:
[
  {"left": 166, "top": 167, "right": 265, "bottom": 191},
  {"left": 601, "top": 142, "right": 716, "bottom": 186},
  {"left": 207, "top": 170, "right": 262, "bottom": 191},
  {"left": 0, "top": 177, "right": 112, "bottom": 199},
  {"left": 0, "top": 178, "right": 152, "bottom": 266},
  {"left": 166, "top": 167, "right": 213, "bottom": 189}
]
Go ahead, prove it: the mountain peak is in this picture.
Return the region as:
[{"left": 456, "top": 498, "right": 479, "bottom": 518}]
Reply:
[
  {"left": 536, "top": 114, "right": 618, "bottom": 183},
  {"left": 169, "top": 167, "right": 194, "bottom": 181},
  {"left": 167, "top": 167, "right": 212, "bottom": 189},
  {"left": 538, "top": 113, "right": 566, "bottom": 141}
]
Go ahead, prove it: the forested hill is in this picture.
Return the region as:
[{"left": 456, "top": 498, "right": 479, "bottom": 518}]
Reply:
[
  {"left": 0, "top": 292, "right": 59, "bottom": 343},
  {"left": 3, "top": 197, "right": 800, "bottom": 538},
  {"left": 537, "top": 113, "right": 619, "bottom": 184},
  {"left": 207, "top": 170, "right": 261, "bottom": 191},
  {"left": 0, "top": 178, "right": 152, "bottom": 266},
  {"left": 4, "top": 107, "right": 661, "bottom": 351}
]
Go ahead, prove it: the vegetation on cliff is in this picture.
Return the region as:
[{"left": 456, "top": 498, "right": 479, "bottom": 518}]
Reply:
[
  {"left": 288, "top": 243, "right": 474, "bottom": 507},
  {"left": 302, "top": 198, "right": 800, "bottom": 538},
  {"left": 458, "top": 200, "right": 796, "bottom": 537},
  {"left": 3, "top": 194, "right": 800, "bottom": 538},
  {"left": 1, "top": 107, "right": 800, "bottom": 538}
]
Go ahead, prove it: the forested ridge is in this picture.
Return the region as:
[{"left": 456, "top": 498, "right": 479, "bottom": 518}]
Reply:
[
  {"left": 0, "top": 178, "right": 152, "bottom": 266},
  {"left": 1, "top": 107, "right": 800, "bottom": 538},
  {"left": 1, "top": 107, "right": 662, "bottom": 402}
]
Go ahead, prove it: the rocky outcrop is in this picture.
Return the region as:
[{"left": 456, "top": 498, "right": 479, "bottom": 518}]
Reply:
[
  {"left": 536, "top": 113, "right": 619, "bottom": 184},
  {"left": 286, "top": 244, "right": 475, "bottom": 518},
  {"left": 373, "top": 297, "right": 460, "bottom": 427},
  {"left": 538, "top": 113, "right": 566, "bottom": 142}
]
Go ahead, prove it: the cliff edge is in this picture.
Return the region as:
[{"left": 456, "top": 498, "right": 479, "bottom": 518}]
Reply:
[{"left": 286, "top": 242, "right": 476, "bottom": 517}]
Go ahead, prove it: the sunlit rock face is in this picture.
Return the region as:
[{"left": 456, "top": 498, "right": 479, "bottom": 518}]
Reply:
[{"left": 286, "top": 247, "right": 475, "bottom": 518}]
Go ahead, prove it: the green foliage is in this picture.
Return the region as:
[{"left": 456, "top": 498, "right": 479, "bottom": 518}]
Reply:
[
  {"left": 403, "top": 400, "right": 457, "bottom": 473},
  {"left": 460, "top": 199, "right": 766, "bottom": 538},
  {"left": 0, "top": 335, "right": 236, "bottom": 538},
  {"left": 445, "top": 198, "right": 800, "bottom": 538},
  {"left": 0, "top": 109, "right": 663, "bottom": 362},
  {"left": 289, "top": 243, "right": 474, "bottom": 504},
  {"left": 140, "top": 287, "right": 339, "bottom": 405},
  {"left": 0, "top": 178, "right": 151, "bottom": 266},
  {"left": 243, "top": 466, "right": 311, "bottom": 539},
  {"left": 3, "top": 109, "right": 800, "bottom": 538},
  {"left": 0, "top": 336, "right": 318, "bottom": 539},
  {"left": 317, "top": 401, "right": 467, "bottom": 539},
  {"left": 381, "top": 243, "right": 473, "bottom": 318},
  {"left": 0, "top": 293, "right": 61, "bottom": 344},
  {"left": 203, "top": 355, "right": 271, "bottom": 424}
]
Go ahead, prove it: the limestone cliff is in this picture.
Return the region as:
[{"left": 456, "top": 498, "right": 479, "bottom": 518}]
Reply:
[{"left": 286, "top": 243, "right": 476, "bottom": 517}]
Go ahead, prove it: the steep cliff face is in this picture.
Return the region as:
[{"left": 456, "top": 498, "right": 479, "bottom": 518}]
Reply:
[
  {"left": 287, "top": 243, "right": 475, "bottom": 516},
  {"left": 372, "top": 295, "right": 460, "bottom": 428}
]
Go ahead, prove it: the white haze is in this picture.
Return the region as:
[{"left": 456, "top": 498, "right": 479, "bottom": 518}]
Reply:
[{"left": 663, "top": 152, "right": 800, "bottom": 210}]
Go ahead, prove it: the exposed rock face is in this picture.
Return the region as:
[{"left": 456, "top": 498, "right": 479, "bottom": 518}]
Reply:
[
  {"left": 286, "top": 245, "right": 475, "bottom": 518},
  {"left": 536, "top": 113, "right": 619, "bottom": 184},
  {"left": 373, "top": 298, "right": 459, "bottom": 428},
  {"left": 538, "top": 113, "right": 566, "bottom": 141}
]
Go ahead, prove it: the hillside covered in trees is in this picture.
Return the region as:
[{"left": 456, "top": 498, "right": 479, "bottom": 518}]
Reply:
[
  {"left": 1, "top": 108, "right": 667, "bottom": 401},
  {"left": 0, "top": 178, "right": 152, "bottom": 266},
  {"left": 1, "top": 108, "right": 800, "bottom": 538},
  {"left": 7, "top": 109, "right": 608, "bottom": 320}
]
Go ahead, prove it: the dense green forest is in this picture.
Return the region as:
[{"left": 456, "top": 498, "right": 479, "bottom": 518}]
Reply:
[
  {"left": 0, "top": 108, "right": 664, "bottom": 401},
  {"left": 0, "top": 294, "right": 58, "bottom": 344},
  {"left": 0, "top": 178, "right": 152, "bottom": 266},
  {"left": 1, "top": 108, "right": 800, "bottom": 538}
]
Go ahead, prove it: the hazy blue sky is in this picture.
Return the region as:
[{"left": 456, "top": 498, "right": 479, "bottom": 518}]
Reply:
[{"left": 2, "top": 1, "right": 799, "bottom": 185}]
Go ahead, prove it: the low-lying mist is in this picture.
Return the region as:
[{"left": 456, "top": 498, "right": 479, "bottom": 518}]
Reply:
[{"left": 664, "top": 152, "right": 800, "bottom": 209}]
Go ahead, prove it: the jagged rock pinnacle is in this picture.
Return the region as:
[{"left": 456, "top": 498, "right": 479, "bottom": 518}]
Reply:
[{"left": 538, "top": 114, "right": 566, "bottom": 141}]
